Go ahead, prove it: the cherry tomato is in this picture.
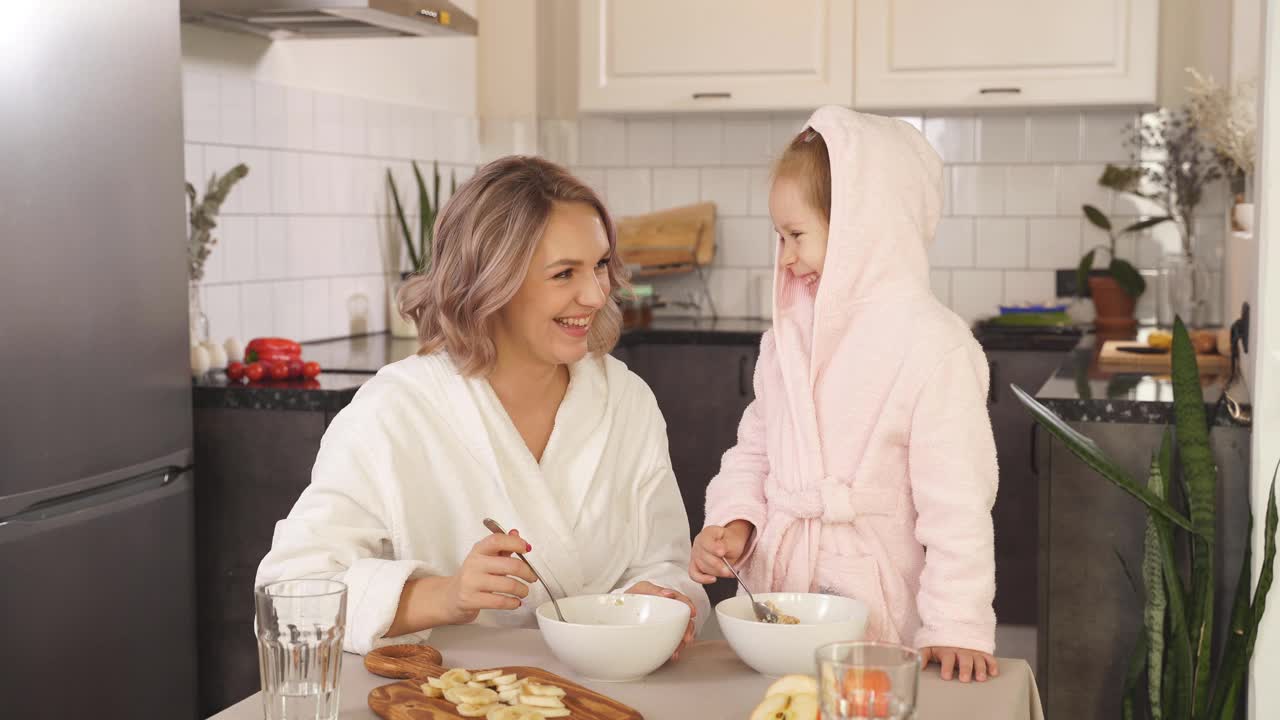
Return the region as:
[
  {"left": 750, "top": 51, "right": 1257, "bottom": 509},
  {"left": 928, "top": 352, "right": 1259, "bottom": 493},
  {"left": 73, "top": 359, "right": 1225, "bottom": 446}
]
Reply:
[
  {"left": 286, "top": 357, "right": 304, "bottom": 379},
  {"left": 270, "top": 361, "right": 290, "bottom": 381},
  {"left": 226, "top": 362, "right": 245, "bottom": 382},
  {"left": 244, "top": 362, "right": 265, "bottom": 382},
  {"left": 302, "top": 361, "right": 322, "bottom": 379}
]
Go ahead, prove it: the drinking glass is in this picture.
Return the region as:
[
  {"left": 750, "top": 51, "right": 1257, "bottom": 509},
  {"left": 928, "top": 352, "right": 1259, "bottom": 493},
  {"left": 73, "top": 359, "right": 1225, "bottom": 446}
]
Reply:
[
  {"left": 256, "top": 579, "right": 347, "bottom": 720},
  {"left": 816, "top": 642, "right": 920, "bottom": 720}
]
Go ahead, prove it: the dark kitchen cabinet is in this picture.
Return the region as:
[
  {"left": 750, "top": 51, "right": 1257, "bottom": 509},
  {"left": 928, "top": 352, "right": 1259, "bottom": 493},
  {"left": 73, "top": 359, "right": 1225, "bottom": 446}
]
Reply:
[
  {"left": 984, "top": 350, "right": 1065, "bottom": 627},
  {"left": 618, "top": 341, "right": 759, "bottom": 606}
]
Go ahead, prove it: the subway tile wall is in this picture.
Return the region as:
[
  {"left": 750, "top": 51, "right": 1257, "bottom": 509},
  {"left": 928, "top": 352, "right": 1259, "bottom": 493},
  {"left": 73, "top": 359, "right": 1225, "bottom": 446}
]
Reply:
[
  {"left": 183, "top": 68, "right": 480, "bottom": 344},
  {"left": 558, "top": 111, "right": 1228, "bottom": 325}
]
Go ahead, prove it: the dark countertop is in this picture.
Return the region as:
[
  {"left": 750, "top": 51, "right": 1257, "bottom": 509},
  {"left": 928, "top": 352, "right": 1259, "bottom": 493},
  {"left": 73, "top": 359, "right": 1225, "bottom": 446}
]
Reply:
[
  {"left": 1032, "top": 332, "right": 1248, "bottom": 426},
  {"left": 192, "top": 372, "right": 374, "bottom": 413}
]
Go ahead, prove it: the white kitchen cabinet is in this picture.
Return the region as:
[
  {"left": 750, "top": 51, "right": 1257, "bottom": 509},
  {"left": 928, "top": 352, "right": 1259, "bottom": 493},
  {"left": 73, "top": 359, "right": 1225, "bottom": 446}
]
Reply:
[
  {"left": 854, "top": 0, "right": 1158, "bottom": 109},
  {"left": 578, "top": 0, "right": 853, "bottom": 113}
]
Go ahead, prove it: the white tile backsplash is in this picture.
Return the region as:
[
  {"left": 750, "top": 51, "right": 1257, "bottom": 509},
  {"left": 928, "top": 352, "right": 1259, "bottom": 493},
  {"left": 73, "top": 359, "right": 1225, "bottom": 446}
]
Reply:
[
  {"left": 700, "top": 168, "right": 750, "bottom": 216},
  {"left": 977, "top": 115, "right": 1027, "bottom": 162},
  {"left": 241, "top": 282, "right": 275, "bottom": 339},
  {"left": 273, "top": 280, "right": 306, "bottom": 340},
  {"left": 675, "top": 116, "right": 723, "bottom": 167},
  {"left": 253, "top": 82, "right": 287, "bottom": 148},
  {"left": 627, "top": 117, "right": 674, "bottom": 167},
  {"left": 1082, "top": 110, "right": 1138, "bottom": 162},
  {"left": 270, "top": 151, "right": 302, "bottom": 214},
  {"left": 303, "top": 278, "right": 334, "bottom": 340},
  {"left": 204, "top": 284, "right": 242, "bottom": 343},
  {"left": 184, "top": 143, "right": 204, "bottom": 187},
  {"left": 716, "top": 217, "right": 773, "bottom": 268},
  {"left": 1004, "top": 270, "right": 1057, "bottom": 304},
  {"left": 1005, "top": 166, "right": 1058, "bottom": 216},
  {"left": 256, "top": 217, "right": 290, "bottom": 280},
  {"left": 1028, "top": 218, "right": 1083, "bottom": 269},
  {"left": 770, "top": 113, "right": 809, "bottom": 155},
  {"left": 951, "top": 270, "right": 1005, "bottom": 323},
  {"left": 219, "top": 217, "right": 257, "bottom": 283},
  {"left": 748, "top": 167, "right": 772, "bottom": 217},
  {"left": 605, "top": 168, "right": 653, "bottom": 217},
  {"left": 951, "top": 166, "right": 1004, "bottom": 216},
  {"left": 391, "top": 104, "right": 417, "bottom": 160},
  {"left": 236, "top": 148, "right": 271, "bottom": 214},
  {"left": 652, "top": 168, "right": 700, "bottom": 211},
  {"left": 930, "top": 217, "right": 975, "bottom": 268},
  {"left": 929, "top": 270, "right": 952, "bottom": 305},
  {"left": 314, "top": 93, "right": 344, "bottom": 153},
  {"left": 1029, "top": 113, "right": 1081, "bottom": 162},
  {"left": 366, "top": 101, "right": 392, "bottom": 157},
  {"left": 580, "top": 116, "right": 628, "bottom": 166},
  {"left": 219, "top": 75, "right": 255, "bottom": 147},
  {"left": 285, "top": 87, "right": 315, "bottom": 151},
  {"left": 924, "top": 116, "right": 976, "bottom": 163},
  {"left": 183, "top": 70, "right": 220, "bottom": 143},
  {"left": 721, "top": 117, "right": 773, "bottom": 166},
  {"left": 1057, "top": 164, "right": 1112, "bottom": 216},
  {"left": 975, "top": 218, "right": 1028, "bottom": 269},
  {"left": 341, "top": 96, "right": 367, "bottom": 156}
]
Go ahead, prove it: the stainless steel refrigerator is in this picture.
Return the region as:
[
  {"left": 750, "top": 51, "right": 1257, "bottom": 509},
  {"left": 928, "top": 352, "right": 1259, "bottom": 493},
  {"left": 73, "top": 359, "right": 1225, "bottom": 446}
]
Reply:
[{"left": 0, "top": 1, "right": 198, "bottom": 718}]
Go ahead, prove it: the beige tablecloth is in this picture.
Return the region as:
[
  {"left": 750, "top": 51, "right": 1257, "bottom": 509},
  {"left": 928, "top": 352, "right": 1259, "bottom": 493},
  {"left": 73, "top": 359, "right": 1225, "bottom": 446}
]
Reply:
[{"left": 212, "top": 625, "right": 1043, "bottom": 720}]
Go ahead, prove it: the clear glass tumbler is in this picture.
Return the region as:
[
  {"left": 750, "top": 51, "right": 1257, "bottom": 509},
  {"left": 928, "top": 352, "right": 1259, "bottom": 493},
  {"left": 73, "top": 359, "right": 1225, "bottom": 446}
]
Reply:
[
  {"left": 816, "top": 642, "right": 920, "bottom": 720},
  {"left": 255, "top": 579, "right": 347, "bottom": 720}
]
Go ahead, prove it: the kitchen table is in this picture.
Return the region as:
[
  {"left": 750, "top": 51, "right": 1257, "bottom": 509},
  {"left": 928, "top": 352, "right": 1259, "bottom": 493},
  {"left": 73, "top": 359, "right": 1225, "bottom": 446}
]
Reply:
[{"left": 211, "top": 625, "right": 1043, "bottom": 720}]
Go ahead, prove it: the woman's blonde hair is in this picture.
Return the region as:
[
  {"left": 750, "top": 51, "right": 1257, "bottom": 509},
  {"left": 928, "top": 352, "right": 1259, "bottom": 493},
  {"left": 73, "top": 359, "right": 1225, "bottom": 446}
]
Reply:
[
  {"left": 773, "top": 128, "right": 831, "bottom": 222},
  {"left": 397, "top": 155, "right": 627, "bottom": 376}
]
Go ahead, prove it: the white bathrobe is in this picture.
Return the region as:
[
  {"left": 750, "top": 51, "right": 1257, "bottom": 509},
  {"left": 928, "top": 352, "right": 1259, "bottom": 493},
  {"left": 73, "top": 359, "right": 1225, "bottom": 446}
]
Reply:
[{"left": 256, "top": 350, "right": 709, "bottom": 654}]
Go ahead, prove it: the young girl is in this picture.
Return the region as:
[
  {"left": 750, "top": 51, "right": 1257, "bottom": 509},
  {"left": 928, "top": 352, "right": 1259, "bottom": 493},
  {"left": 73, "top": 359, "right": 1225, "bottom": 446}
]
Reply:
[{"left": 690, "top": 106, "right": 1000, "bottom": 682}]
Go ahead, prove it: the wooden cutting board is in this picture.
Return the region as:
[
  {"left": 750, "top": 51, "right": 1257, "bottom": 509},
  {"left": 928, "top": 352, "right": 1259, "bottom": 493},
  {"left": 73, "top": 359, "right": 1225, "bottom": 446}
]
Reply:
[
  {"left": 365, "top": 644, "right": 643, "bottom": 720},
  {"left": 1097, "top": 340, "right": 1230, "bottom": 372}
]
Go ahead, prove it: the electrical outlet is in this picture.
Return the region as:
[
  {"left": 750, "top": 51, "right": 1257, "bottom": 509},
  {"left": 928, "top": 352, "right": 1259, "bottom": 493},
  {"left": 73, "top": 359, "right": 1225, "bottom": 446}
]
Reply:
[{"left": 1056, "top": 269, "right": 1086, "bottom": 298}]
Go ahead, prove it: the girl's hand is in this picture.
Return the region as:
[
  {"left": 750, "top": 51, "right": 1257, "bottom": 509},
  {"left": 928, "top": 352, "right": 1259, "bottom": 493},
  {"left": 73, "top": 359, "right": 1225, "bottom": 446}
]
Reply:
[
  {"left": 919, "top": 646, "right": 999, "bottom": 682},
  {"left": 625, "top": 582, "right": 697, "bottom": 662},
  {"left": 689, "top": 520, "right": 753, "bottom": 584},
  {"left": 440, "top": 530, "right": 538, "bottom": 625}
]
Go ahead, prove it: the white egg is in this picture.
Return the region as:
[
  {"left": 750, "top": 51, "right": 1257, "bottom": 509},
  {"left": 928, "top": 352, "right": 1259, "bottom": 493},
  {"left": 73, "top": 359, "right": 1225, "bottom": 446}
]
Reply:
[
  {"left": 224, "top": 337, "right": 245, "bottom": 364},
  {"left": 191, "top": 345, "right": 212, "bottom": 378},
  {"left": 203, "top": 341, "right": 228, "bottom": 368}
]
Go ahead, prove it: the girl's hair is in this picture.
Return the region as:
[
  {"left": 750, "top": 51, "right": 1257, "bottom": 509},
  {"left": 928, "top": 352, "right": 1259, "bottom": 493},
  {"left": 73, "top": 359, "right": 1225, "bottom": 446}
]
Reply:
[
  {"left": 773, "top": 128, "right": 832, "bottom": 222},
  {"left": 396, "top": 155, "right": 628, "bottom": 376}
]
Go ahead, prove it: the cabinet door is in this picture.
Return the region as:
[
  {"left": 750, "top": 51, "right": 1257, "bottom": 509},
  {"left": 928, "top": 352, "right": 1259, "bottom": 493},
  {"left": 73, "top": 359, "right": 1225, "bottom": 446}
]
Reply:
[
  {"left": 854, "top": 0, "right": 1157, "bottom": 109},
  {"left": 579, "top": 0, "right": 853, "bottom": 112}
]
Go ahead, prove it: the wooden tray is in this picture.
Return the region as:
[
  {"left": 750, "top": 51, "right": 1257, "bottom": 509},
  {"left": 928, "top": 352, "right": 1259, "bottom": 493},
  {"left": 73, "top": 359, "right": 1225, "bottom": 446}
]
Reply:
[
  {"left": 615, "top": 202, "right": 716, "bottom": 276},
  {"left": 1097, "top": 340, "right": 1229, "bottom": 372},
  {"left": 365, "top": 644, "right": 643, "bottom": 720}
]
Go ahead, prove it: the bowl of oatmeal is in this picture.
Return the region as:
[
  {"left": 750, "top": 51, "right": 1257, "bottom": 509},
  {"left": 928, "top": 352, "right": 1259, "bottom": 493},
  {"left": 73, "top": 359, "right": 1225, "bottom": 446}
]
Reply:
[{"left": 716, "top": 592, "right": 868, "bottom": 677}]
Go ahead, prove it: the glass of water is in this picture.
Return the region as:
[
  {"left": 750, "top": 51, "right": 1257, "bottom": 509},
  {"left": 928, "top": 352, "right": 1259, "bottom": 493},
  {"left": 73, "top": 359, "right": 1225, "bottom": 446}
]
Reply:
[
  {"left": 816, "top": 642, "right": 919, "bottom": 719},
  {"left": 256, "top": 579, "right": 347, "bottom": 720}
]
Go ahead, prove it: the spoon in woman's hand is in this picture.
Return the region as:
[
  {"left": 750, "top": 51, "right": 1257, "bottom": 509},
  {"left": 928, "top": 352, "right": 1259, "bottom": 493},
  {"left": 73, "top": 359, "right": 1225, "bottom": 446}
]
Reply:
[{"left": 482, "top": 518, "right": 566, "bottom": 622}]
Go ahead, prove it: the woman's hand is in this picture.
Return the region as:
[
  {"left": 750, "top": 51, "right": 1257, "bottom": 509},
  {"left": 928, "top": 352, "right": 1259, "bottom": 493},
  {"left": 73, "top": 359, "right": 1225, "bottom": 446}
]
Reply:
[
  {"left": 625, "top": 581, "right": 697, "bottom": 662},
  {"left": 440, "top": 530, "right": 539, "bottom": 625},
  {"left": 919, "top": 646, "right": 999, "bottom": 682},
  {"left": 689, "top": 520, "right": 754, "bottom": 584}
]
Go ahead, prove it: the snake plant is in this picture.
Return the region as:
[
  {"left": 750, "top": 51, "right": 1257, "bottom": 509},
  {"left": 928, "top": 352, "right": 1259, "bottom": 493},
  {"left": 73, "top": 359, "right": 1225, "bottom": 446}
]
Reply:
[
  {"left": 1012, "top": 317, "right": 1278, "bottom": 720},
  {"left": 387, "top": 160, "right": 456, "bottom": 276}
]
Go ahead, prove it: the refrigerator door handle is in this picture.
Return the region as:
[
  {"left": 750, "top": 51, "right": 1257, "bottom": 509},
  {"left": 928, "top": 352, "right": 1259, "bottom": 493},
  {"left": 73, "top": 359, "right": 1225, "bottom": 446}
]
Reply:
[{"left": 0, "top": 465, "right": 191, "bottom": 539}]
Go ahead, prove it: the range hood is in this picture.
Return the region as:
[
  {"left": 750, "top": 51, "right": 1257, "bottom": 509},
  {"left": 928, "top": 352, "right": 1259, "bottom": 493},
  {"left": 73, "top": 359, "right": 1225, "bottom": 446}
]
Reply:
[{"left": 181, "top": 0, "right": 477, "bottom": 40}]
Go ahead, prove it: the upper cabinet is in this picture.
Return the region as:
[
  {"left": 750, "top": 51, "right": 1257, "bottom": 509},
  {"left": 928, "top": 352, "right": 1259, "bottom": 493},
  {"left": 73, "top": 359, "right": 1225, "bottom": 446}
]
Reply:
[
  {"left": 578, "top": 0, "right": 854, "bottom": 113},
  {"left": 854, "top": 0, "right": 1159, "bottom": 109}
]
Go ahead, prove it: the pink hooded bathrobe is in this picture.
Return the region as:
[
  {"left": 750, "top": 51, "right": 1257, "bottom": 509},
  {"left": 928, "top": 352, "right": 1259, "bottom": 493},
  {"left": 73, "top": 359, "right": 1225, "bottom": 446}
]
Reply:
[{"left": 704, "top": 106, "right": 998, "bottom": 653}]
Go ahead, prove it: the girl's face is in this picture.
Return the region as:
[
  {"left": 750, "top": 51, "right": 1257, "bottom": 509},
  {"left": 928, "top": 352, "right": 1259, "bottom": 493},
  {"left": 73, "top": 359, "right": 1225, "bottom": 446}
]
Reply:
[
  {"left": 769, "top": 175, "right": 829, "bottom": 288},
  {"left": 493, "top": 201, "right": 612, "bottom": 368}
]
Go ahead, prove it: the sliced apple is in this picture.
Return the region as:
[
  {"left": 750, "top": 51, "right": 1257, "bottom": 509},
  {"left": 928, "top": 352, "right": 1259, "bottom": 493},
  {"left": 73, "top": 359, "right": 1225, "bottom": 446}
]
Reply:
[{"left": 766, "top": 674, "right": 818, "bottom": 697}]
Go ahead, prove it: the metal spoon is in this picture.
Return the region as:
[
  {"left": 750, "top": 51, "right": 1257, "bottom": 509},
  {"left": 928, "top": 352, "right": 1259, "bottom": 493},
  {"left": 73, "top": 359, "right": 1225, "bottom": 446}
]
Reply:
[
  {"left": 482, "top": 518, "right": 566, "bottom": 622},
  {"left": 721, "top": 557, "right": 779, "bottom": 623}
]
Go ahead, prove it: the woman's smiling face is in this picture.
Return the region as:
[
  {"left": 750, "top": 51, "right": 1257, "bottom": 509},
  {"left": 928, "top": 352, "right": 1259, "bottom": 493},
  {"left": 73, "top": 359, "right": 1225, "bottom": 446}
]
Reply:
[{"left": 493, "top": 201, "right": 612, "bottom": 368}]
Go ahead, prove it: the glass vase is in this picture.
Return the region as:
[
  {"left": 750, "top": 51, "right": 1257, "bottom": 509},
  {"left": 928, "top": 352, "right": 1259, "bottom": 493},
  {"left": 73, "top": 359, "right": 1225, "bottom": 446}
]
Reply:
[
  {"left": 1157, "top": 253, "right": 1212, "bottom": 328},
  {"left": 189, "top": 280, "right": 209, "bottom": 345}
]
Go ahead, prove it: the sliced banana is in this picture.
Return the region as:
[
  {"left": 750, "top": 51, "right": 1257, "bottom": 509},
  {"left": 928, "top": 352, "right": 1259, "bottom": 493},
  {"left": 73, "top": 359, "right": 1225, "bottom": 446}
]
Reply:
[
  {"left": 467, "top": 681, "right": 490, "bottom": 689},
  {"left": 427, "top": 677, "right": 448, "bottom": 689},
  {"left": 444, "top": 687, "right": 469, "bottom": 705},
  {"left": 523, "top": 681, "right": 566, "bottom": 698},
  {"left": 491, "top": 673, "right": 519, "bottom": 687},
  {"left": 474, "top": 669, "right": 505, "bottom": 682},
  {"left": 441, "top": 668, "right": 474, "bottom": 685},
  {"left": 498, "top": 688, "right": 522, "bottom": 704},
  {"left": 519, "top": 694, "right": 565, "bottom": 709},
  {"left": 514, "top": 706, "right": 568, "bottom": 719},
  {"left": 487, "top": 708, "right": 546, "bottom": 720},
  {"left": 418, "top": 682, "right": 442, "bottom": 698},
  {"left": 455, "top": 687, "right": 500, "bottom": 706},
  {"left": 458, "top": 702, "right": 501, "bottom": 718}
]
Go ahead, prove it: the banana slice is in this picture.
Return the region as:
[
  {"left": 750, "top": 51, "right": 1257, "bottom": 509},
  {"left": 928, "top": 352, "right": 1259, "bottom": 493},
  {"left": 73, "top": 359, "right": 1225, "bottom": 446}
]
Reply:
[
  {"left": 441, "top": 668, "right": 474, "bottom": 685},
  {"left": 474, "top": 669, "right": 505, "bottom": 682},
  {"left": 455, "top": 687, "right": 500, "bottom": 706},
  {"left": 514, "top": 706, "right": 568, "bottom": 718},
  {"left": 458, "top": 702, "right": 501, "bottom": 718},
  {"left": 519, "top": 694, "right": 565, "bottom": 709},
  {"left": 487, "top": 708, "right": 546, "bottom": 720},
  {"left": 498, "top": 688, "right": 522, "bottom": 704},
  {"left": 427, "top": 677, "right": 448, "bottom": 689},
  {"left": 418, "top": 682, "right": 442, "bottom": 698},
  {"left": 523, "top": 681, "right": 566, "bottom": 698},
  {"left": 444, "top": 687, "right": 469, "bottom": 705},
  {"left": 491, "top": 673, "right": 519, "bottom": 687}
]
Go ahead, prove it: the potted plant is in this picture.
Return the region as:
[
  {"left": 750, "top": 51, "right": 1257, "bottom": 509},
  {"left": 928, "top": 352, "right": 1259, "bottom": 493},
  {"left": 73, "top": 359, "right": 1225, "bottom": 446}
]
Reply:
[
  {"left": 1077, "top": 204, "right": 1161, "bottom": 332},
  {"left": 386, "top": 160, "right": 455, "bottom": 338},
  {"left": 1013, "top": 318, "right": 1277, "bottom": 719},
  {"left": 186, "top": 163, "right": 249, "bottom": 344}
]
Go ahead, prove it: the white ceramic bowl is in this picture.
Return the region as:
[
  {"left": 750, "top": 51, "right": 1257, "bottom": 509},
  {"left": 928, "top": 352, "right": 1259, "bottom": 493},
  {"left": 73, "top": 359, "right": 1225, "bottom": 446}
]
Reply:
[
  {"left": 535, "top": 593, "right": 690, "bottom": 682},
  {"left": 716, "top": 592, "right": 868, "bottom": 677}
]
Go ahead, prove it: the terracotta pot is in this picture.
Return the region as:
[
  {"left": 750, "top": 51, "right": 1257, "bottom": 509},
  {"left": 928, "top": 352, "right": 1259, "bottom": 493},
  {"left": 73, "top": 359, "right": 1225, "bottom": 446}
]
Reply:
[{"left": 1088, "top": 274, "right": 1137, "bottom": 332}]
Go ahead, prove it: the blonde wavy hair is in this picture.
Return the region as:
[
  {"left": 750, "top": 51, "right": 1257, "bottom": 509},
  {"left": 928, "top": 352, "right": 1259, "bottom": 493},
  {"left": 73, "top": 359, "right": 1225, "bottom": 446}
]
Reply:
[{"left": 397, "top": 155, "right": 628, "bottom": 376}]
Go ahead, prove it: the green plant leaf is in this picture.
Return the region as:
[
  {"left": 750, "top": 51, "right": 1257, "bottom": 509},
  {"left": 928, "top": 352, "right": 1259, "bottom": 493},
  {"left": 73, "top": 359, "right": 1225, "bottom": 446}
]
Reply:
[
  {"left": 412, "top": 161, "right": 431, "bottom": 266},
  {"left": 1115, "top": 547, "right": 1142, "bottom": 598},
  {"left": 1208, "top": 513, "right": 1253, "bottom": 719},
  {"left": 1246, "top": 470, "right": 1278, "bottom": 657},
  {"left": 1172, "top": 318, "right": 1217, "bottom": 717},
  {"left": 1084, "top": 204, "right": 1113, "bottom": 231},
  {"left": 1122, "top": 631, "right": 1147, "bottom": 720},
  {"left": 1157, "top": 518, "right": 1193, "bottom": 719},
  {"left": 1100, "top": 164, "right": 1145, "bottom": 194},
  {"left": 1110, "top": 259, "right": 1148, "bottom": 298},
  {"left": 1077, "top": 249, "right": 1097, "bottom": 297},
  {"left": 1144, "top": 454, "right": 1168, "bottom": 720},
  {"left": 387, "top": 169, "right": 418, "bottom": 271},
  {"left": 1122, "top": 216, "right": 1173, "bottom": 234},
  {"left": 1012, "top": 384, "right": 1203, "bottom": 536}
]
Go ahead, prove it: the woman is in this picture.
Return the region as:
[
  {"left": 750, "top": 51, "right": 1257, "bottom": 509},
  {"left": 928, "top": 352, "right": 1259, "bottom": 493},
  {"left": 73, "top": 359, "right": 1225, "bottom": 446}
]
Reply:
[{"left": 256, "top": 156, "right": 708, "bottom": 657}]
